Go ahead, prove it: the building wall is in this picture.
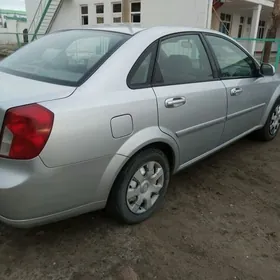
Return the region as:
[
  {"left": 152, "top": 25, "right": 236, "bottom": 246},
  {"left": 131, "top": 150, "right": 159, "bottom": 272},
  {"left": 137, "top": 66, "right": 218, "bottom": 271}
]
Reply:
[
  {"left": 51, "top": 0, "right": 79, "bottom": 31},
  {"left": 25, "top": 0, "right": 39, "bottom": 26},
  {"left": 141, "top": 0, "right": 209, "bottom": 28},
  {"left": 11, "top": 20, "right": 28, "bottom": 33},
  {"left": 51, "top": 0, "right": 118, "bottom": 31},
  {"left": 0, "top": 19, "right": 28, "bottom": 44},
  {"left": 48, "top": 0, "right": 209, "bottom": 32}
]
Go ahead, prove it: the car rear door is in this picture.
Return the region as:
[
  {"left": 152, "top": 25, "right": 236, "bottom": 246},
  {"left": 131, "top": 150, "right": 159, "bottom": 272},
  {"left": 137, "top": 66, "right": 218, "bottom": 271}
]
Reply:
[
  {"left": 204, "top": 34, "right": 269, "bottom": 143},
  {"left": 151, "top": 33, "right": 227, "bottom": 165}
]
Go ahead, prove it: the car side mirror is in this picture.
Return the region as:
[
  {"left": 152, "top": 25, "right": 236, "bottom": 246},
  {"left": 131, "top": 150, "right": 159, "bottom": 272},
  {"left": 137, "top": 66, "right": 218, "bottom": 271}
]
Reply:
[{"left": 260, "top": 63, "right": 275, "bottom": 76}]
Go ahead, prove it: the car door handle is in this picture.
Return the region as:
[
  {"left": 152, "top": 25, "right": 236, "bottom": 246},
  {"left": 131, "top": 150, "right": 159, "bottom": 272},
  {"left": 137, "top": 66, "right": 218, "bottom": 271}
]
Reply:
[
  {"left": 230, "top": 87, "right": 243, "bottom": 96},
  {"left": 165, "top": 97, "right": 186, "bottom": 108}
]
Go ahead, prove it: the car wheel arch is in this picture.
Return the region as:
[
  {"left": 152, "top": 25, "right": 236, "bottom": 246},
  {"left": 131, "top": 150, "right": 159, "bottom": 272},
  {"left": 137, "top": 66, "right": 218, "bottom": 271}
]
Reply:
[
  {"left": 116, "top": 126, "right": 180, "bottom": 172},
  {"left": 261, "top": 85, "right": 280, "bottom": 126},
  {"left": 95, "top": 127, "right": 180, "bottom": 203}
]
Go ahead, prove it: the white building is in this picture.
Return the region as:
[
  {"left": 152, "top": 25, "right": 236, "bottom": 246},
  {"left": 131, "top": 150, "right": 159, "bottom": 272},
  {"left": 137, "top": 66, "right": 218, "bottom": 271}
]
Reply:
[
  {"left": 24, "top": 0, "right": 278, "bottom": 55},
  {"left": 0, "top": 9, "right": 28, "bottom": 45},
  {"left": 211, "top": 0, "right": 277, "bottom": 54},
  {"left": 25, "top": 0, "right": 212, "bottom": 35}
]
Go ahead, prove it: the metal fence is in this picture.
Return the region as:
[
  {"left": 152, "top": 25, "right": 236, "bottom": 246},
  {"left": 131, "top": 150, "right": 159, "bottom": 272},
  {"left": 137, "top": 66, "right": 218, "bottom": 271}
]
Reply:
[{"left": 235, "top": 37, "right": 280, "bottom": 71}]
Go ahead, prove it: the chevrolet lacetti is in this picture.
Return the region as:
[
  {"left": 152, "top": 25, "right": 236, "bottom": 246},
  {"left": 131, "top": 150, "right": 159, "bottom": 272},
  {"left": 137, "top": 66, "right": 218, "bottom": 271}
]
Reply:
[{"left": 0, "top": 26, "right": 280, "bottom": 228}]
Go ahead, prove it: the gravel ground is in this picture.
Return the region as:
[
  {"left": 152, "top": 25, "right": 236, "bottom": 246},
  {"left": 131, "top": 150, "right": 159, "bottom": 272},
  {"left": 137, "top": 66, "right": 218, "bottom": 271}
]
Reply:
[{"left": 1, "top": 136, "right": 280, "bottom": 280}]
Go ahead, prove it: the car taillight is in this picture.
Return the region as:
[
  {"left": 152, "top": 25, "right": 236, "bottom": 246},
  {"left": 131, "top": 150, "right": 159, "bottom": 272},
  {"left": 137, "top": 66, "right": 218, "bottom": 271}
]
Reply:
[{"left": 0, "top": 104, "right": 54, "bottom": 160}]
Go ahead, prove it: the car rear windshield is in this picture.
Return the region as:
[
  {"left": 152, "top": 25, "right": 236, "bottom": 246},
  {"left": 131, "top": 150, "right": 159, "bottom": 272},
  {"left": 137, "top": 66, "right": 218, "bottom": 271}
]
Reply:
[{"left": 0, "top": 30, "right": 131, "bottom": 86}]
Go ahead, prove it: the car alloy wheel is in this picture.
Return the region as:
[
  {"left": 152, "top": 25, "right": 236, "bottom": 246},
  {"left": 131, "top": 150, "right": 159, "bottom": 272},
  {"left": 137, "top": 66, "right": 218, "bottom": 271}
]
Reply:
[{"left": 269, "top": 104, "right": 280, "bottom": 136}]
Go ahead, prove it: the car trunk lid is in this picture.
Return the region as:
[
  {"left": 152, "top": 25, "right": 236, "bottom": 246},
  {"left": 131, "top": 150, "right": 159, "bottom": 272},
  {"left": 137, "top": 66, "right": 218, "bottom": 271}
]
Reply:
[{"left": 0, "top": 71, "right": 76, "bottom": 127}]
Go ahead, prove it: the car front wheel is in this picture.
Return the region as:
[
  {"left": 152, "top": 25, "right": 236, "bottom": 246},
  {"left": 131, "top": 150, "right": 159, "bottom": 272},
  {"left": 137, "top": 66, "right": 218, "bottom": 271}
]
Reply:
[
  {"left": 107, "top": 148, "right": 170, "bottom": 224},
  {"left": 255, "top": 99, "right": 280, "bottom": 141}
]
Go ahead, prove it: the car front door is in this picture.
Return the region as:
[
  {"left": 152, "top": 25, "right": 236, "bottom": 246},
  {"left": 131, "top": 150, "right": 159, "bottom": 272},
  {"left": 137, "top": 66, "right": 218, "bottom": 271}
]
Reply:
[
  {"left": 205, "top": 34, "right": 268, "bottom": 143},
  {"left": 151, "top": 33, "right": 227, "bottom": 165}
]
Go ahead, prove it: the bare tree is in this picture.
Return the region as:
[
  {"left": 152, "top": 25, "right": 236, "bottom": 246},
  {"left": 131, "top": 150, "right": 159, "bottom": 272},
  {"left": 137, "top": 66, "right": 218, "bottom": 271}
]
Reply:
[
  {"left": 122, "top": 0, "right": 130, "bottom": 23},
  {"left": 263, "top": 0, "right": 280, "bottom": 63}
]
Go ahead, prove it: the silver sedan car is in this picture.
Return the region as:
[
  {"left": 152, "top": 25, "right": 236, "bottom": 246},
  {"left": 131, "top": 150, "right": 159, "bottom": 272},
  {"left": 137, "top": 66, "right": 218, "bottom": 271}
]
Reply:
[{"left": 0, "top": 26, "right": 279, "bottom": 227}]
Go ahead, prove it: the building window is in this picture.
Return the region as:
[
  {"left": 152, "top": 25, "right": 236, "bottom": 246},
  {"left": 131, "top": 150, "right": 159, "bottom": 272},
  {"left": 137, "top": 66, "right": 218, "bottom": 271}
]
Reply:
[
  {"left": 247, "top": 17, "right": 252, "bottom": 25},
  {"left": 238, "top": 16, "right": 244, "bottom": 38},
  {"left": 219, "top": 13, "right": 232, "bottom": 35},
  {"left": 81, "top": 5, "right": 89, "bottom": 25},
  {"left": 96, "top": 4, "right": 104, "bottom": 24},
  {"left": 112, "top": 2, "right": 122, "bottom": 23},
  {"left": 258, "top": 20, "right": 266, "bottom": 39},
  {"left": 131, "top": 2, "right": 141, "bottom": 23}
]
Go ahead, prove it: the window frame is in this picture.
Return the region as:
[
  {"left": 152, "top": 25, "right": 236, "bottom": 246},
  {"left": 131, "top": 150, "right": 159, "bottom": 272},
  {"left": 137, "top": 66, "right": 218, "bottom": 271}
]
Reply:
[
  {"left": 257, "top": 20, "right": 266, "bottom": 39},
  {"left": 127, "top": 32, "right": 220, "bottom": 90},
  {"left": 127, "top": 41, "right": 159, "bottom": 89},
  {"left": 131, "top": 1, "right": 141, "bottom": 23},
  {"left": 95, "top": 3, "right": 104, "bottom": 24},
  {"left": 80, "top": 5, "right": 89, "bottom": 26},
  {"left": 219, "top": 13, "right": 232, "bottom": 35},
  {"left": 237, "top": 16, "right": 244, "bottom": 38},
  {"left": 112, "top": 2, "right": 122, "bottom": 23},
  {"left": 152, "top": 32, "right": 219, "bottom": 87},
  {"left": 202, "top": 33, "right": 260, "bottom": 80}
]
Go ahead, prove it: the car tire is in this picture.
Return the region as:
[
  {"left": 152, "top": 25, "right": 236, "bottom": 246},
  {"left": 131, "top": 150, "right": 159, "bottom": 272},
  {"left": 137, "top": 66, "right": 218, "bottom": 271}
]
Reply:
[
  {"left": 254, "top": 99, "right": 280, "bottom": 141},
  {"left": 107, "top": 148, "right": 170, "bottom": 224}
]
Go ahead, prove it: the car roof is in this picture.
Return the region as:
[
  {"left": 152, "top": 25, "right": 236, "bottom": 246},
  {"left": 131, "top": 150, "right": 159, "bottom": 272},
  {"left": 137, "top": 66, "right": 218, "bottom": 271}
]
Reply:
[
  {"left": 57, "top": 25, "right": 224, "bottom": 37},
  {"left": 91, "top": 25, "right": 144, "bottom": 35},
  {"left": 60, "top": 25, "right": 145, "bottom": 35},
  {"left": 142, "top": 26, "right": 226, "bottom": 38}
]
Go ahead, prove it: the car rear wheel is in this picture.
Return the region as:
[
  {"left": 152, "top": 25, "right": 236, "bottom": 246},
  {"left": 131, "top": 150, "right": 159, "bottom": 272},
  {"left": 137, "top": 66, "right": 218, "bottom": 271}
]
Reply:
[
  {"left": 254, "top": 99, "right": 280, "bottom": 141},
  {"left": 107, "top": 148, "right": 170, "bottom": 224}
]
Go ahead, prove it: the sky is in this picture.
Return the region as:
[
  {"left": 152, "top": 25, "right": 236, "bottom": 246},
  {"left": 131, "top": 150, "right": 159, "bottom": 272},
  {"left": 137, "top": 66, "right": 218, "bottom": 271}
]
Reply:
[{"left": 0, "top": 0, "right": 26, "bottom": 11}]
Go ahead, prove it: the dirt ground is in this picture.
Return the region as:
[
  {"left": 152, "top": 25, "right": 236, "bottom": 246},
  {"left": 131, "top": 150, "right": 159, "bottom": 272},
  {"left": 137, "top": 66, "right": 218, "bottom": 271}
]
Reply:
[{"left": 1, "top": 136, "right": 280, "bottom": 280}]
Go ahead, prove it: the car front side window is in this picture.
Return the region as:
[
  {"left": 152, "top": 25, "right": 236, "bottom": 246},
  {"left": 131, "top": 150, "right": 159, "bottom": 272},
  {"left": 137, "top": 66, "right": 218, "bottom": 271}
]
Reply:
[{"left": 205, "top": 35, "right": 258, "bottom": 79}]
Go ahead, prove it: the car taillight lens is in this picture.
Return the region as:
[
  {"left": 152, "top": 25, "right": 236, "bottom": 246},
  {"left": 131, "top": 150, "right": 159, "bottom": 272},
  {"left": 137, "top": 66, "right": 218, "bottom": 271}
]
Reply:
[{"left": 0, "top": 104, "right": 54, "bottom": 160}]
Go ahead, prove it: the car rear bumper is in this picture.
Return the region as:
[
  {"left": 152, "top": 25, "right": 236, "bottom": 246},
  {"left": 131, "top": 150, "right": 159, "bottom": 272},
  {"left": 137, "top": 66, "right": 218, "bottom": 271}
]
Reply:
[
  {"left": 0, "top": 200, "right": 106, "bottom": 228},
  {"left": 0, "top": 154, "right": 124, "bottom": 228}
]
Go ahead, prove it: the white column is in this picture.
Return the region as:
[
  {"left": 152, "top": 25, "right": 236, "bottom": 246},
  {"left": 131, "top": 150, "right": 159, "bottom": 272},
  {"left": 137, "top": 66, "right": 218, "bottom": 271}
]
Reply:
[
  {"left": 231, "top": 13, "right": 241, "bottom": 37},
  {"left": 249, "top": 4, "right": 262, "bottom": 55},
  {"left": 206, "top": 0, "right": 213, "bottom": 29}
]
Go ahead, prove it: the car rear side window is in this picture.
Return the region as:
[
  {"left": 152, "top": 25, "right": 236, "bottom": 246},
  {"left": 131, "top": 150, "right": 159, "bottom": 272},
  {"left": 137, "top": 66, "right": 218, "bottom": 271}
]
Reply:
[
  {"left": 153, "top": 34, "right": 214, "bottom": 86},
  {"left": 0, "top": 30, "right": 130, "bottom": 86},
  {"left": 127, "top": 42, "right": 157, "bottom": 89}
]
